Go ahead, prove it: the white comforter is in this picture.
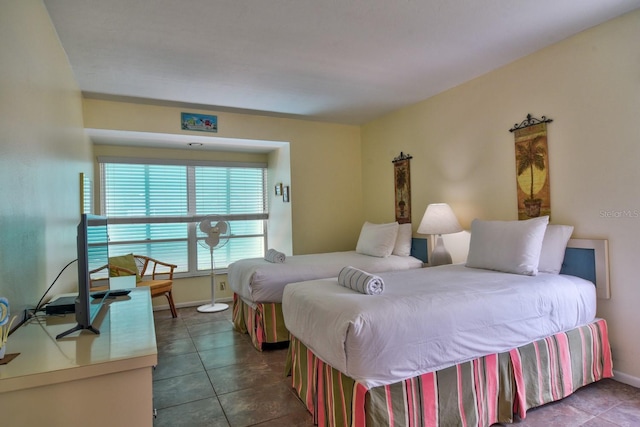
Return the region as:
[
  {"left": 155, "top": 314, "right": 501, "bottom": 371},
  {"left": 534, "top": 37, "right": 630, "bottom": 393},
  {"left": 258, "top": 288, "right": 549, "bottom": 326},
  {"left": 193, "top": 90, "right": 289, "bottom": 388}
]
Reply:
[
  {"left": 282, "top": 264, "right": 596, "bottom": 388},
  {"left": 228, "top": 251, "right": 423, "bottom": 303}
]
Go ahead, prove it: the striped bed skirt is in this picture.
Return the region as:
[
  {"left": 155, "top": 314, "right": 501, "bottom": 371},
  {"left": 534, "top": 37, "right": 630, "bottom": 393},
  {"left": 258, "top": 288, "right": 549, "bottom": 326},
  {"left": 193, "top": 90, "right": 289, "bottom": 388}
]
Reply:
[
  {"left": 287, "top": 318, "right": 613, "bottom": 426},
  {"left": 232, "top": 293, "right": 290, "bottom": 350}
]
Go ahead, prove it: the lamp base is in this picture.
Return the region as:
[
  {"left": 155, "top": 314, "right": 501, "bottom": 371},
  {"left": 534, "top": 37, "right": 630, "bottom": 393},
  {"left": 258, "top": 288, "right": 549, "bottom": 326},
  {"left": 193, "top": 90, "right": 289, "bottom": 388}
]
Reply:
[
  {"left": 430, "top": 235, "right": 453, "bottom": 266},
  {"left": 197, "top": 303, "right": 229, "bottom": 313}
]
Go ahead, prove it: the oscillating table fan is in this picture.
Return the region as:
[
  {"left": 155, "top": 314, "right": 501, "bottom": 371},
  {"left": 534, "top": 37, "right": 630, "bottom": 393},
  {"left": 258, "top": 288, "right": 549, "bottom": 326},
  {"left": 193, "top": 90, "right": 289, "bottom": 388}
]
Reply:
[{"left": 197, "top": 215, "right": 231, "bottom": 313}]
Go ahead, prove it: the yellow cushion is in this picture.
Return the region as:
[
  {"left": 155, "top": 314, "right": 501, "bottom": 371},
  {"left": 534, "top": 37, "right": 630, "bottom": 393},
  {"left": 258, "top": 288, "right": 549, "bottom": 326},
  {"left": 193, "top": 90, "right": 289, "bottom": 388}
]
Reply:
[
  {"left": 109, "top": 254, "right": 141, "bottom": 282},
  {"left": 137, "top": 280, "right": 172, "bottom": 297}
]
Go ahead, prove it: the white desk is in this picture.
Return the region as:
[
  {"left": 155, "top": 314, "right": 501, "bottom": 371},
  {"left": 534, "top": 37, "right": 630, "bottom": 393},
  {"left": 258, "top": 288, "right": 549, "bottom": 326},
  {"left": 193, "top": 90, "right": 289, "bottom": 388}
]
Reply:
[{"left": 0, "top": 288, "right": 157, "bottom": 426}]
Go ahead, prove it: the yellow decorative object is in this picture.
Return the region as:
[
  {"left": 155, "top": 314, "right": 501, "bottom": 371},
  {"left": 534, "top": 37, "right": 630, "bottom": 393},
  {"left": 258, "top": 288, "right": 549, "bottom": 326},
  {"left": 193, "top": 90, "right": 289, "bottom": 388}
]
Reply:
[
  {"left": 1, "top": 297, "right": 17, "bottom": 358},
  {"left": 1, "top": 317, "right": 17, "bottom": 359}
]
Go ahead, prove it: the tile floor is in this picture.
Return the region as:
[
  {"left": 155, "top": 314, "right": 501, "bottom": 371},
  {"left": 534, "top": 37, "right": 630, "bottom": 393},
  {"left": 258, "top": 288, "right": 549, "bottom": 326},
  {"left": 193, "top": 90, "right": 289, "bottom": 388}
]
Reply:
[{"left": 152, "top": 307, "right": 640, "bottom": 427}]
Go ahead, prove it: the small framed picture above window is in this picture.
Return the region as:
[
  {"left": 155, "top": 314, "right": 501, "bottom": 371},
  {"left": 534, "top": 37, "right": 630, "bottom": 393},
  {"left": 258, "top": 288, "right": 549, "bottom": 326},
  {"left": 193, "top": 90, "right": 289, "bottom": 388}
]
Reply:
[
  {"left": 275, "top": 183, "right": 283, "bottom": 196},
  {"left": 283, "top": 186, "right": 290, "bottom": 202}
]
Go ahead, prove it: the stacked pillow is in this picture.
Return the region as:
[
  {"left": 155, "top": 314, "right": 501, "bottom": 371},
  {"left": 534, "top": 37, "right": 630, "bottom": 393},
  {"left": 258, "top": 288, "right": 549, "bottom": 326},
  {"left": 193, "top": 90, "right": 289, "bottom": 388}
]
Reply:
[
  {"left": 538, "top": 224, "right": 575, "bottom": 274},
  {"left": 466, "top": 216, "right": 573, "bottom": 276},
  {"left": 355, "top": 221, "right": 413, "bottom": 258},
  {"left": 393, "top": 223, "right": 413, "bottom": 256}
]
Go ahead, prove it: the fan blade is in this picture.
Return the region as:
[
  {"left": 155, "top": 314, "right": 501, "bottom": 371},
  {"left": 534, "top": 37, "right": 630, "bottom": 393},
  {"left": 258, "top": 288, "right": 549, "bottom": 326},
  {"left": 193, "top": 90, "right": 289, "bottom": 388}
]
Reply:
[
  {"left": 199, "top": 220, "right": 212, "bottom": 234},
  {"left": 214, "top": 221, "right": 228, "bottom": 234}
]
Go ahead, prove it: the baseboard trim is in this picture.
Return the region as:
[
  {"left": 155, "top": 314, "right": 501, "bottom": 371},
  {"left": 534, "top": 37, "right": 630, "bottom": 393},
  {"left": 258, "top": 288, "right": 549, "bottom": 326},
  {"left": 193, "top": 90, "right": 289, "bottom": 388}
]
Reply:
[{"left": 612, "top": 370, "right": 640, "bottom": 388}]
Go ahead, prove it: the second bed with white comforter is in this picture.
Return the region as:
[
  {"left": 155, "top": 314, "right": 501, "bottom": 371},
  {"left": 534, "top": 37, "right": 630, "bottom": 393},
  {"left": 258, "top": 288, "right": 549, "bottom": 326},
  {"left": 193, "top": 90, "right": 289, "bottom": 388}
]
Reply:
[{"left": 229, "top": 250, "right": 423, "bottom": 303}]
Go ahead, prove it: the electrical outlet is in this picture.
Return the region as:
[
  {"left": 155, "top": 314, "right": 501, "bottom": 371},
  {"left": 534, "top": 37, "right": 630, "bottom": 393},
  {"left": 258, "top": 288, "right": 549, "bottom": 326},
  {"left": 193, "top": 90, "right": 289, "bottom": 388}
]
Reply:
[{"left": 219, "top": 281, "right": 226, "bottom": 291}]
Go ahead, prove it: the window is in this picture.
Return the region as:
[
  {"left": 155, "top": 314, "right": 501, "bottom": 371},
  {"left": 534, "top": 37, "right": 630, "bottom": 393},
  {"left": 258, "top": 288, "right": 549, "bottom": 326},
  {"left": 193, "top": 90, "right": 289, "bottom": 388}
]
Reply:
[{"left": 99, "top": 157, "right": 268, "bottom": 275}]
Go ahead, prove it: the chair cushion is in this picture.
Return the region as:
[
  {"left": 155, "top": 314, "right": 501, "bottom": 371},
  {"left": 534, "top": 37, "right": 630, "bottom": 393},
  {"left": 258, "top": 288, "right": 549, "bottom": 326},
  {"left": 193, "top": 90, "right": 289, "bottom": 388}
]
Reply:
[
  {"left": 137, "top": 279, "right": 172, "bottom": 297},
  {"left": 109, "top": 254, "right": 141, "bottom": 282}
]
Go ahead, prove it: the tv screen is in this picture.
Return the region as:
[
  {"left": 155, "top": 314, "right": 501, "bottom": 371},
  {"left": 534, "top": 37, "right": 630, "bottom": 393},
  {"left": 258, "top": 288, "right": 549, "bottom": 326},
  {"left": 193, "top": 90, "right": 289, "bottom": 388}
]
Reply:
[{"left": 56, "top": 214, "right": 109, "bottom": 339}]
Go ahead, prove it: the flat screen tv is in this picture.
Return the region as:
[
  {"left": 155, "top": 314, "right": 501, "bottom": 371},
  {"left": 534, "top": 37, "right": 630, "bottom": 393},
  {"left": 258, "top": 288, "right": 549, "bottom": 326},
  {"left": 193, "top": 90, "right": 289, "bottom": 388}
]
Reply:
[{"left": 56, "top": 214, "right": 110, "bottom": 339}]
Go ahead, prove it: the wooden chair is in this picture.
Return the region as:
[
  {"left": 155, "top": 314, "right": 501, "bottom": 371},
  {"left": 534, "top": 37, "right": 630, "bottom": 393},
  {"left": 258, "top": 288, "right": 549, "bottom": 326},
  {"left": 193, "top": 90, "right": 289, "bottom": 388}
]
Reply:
[{"left": 92, "top": 254, "right": 178, "bottom": 318}]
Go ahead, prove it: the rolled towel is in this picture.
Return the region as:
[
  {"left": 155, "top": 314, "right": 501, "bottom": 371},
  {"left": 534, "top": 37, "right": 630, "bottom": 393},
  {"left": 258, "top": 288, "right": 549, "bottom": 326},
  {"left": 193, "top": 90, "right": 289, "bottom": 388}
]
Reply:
[
  {"left": 265, "top": 248, "right": 286, "bottom": 263},
  {"left": 338, "top": 266, "right": 385, "bottom": 295}
]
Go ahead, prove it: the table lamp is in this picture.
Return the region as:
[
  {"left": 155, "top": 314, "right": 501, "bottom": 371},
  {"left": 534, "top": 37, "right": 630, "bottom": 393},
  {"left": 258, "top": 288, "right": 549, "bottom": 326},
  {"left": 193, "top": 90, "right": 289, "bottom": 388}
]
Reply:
[{"left": 417, "top": 203, "right": 462, "bottom": 266}]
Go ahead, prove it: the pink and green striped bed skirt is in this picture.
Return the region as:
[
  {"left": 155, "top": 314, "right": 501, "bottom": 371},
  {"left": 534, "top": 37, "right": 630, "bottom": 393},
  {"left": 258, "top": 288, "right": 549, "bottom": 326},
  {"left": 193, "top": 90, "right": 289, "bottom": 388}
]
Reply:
[
  {"left": 232, "top": 293, "right": 290, "bottom": 351},
  {"left": 287, "top": 318, "right": 613, "bottom": 426}
]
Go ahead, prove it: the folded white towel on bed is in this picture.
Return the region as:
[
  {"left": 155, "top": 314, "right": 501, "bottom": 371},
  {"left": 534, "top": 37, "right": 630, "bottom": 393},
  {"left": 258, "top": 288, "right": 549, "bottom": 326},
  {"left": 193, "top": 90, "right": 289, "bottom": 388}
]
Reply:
[
  {"left": 338, "top": 266, "right": 385, "bottom": 295},
  {"left": 265, "top": 248, "right": 286, "bottom": 263}
]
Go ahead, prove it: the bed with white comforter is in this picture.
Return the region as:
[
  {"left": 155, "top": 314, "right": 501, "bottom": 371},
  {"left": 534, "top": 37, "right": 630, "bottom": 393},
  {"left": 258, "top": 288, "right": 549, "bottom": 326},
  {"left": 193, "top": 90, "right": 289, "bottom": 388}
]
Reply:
[
  {"left": 283, "top": 264, "right": 596, "bottom": 388},
  {"left": 229, "top": 250, "right": 423, "bottom": 304},
  {"left": 282, "top": 218, "right": 613, "bottom": 426}
]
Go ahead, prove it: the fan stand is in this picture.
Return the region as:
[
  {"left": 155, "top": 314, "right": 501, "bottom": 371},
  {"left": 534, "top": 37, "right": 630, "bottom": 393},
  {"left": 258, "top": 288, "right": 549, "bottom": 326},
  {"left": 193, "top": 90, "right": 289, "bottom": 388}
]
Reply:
[{"left": 197, "top": 246, "right": 229, "bottom": 313}]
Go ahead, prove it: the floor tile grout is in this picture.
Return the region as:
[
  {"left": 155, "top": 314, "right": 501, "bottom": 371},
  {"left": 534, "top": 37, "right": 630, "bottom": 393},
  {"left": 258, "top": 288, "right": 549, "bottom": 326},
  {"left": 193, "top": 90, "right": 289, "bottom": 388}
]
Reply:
[{"left": 152, "top": 307, "right": 640, "bottom": 427}]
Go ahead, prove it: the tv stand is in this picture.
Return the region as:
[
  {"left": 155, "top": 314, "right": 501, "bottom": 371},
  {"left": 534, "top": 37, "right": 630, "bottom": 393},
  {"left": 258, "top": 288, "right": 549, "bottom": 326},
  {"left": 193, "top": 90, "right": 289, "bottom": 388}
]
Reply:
[
  {"left": 0, "top": 288, "right": 157, "bottom": 427},
  {"left": 55, "top": 323, "right": 100, "bottom": 340}
]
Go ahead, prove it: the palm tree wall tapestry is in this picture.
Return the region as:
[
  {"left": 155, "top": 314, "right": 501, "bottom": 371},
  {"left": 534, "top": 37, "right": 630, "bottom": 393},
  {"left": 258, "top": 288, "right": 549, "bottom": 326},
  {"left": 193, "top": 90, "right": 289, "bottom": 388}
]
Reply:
[
  {"left": 392, "top": 152, "right": 412, "bottom": 224},
  {"left": 510, "top": 114, "right": 553, "bottom": 220}
]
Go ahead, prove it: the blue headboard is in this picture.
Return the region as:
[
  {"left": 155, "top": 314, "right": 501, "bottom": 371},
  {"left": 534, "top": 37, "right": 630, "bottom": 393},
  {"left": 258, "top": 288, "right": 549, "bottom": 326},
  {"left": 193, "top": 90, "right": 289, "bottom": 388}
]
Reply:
[
  {"left": 560, "top": 239, "right": 610, "bottom": 299},
  {"left": 410, "top": 237, "right": 609, "bottom": 299},
  {"left": 410, "top": 237, "right": 428, "bottom": 264}
]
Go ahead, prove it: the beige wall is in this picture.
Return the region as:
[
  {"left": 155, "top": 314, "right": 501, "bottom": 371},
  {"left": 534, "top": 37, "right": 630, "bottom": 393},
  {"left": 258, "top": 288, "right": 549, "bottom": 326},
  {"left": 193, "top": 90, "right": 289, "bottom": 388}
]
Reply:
[
  {"left": 361, "top": 10, "right": 640, "bottom": 384},
  {"left": 85, "top": 100, "right": 363, "bottom": 307},
  {"left": 0, "top": 0, "right": 92, "bottom": 318},
  {"left": 83, "top": 99, "right": 364, "bottom": 254}
]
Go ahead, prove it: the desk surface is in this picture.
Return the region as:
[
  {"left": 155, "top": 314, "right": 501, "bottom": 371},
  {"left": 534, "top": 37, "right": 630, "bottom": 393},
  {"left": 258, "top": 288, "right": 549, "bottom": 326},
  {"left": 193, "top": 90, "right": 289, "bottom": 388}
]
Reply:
[{"left": 0, "top": 288, "right": 157, "bottom": 393}]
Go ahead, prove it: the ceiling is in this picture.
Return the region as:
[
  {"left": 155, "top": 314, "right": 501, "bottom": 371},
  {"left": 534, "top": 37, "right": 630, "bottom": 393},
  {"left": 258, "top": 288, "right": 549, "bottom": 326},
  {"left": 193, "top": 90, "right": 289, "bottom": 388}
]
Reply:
[{"left": 45, "top": 0, "right": 639, "bottom": 126}]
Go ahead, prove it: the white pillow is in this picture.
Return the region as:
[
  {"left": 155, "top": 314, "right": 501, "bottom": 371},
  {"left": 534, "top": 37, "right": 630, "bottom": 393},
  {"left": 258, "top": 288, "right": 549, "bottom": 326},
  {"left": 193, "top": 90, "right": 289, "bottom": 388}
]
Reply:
[
  {"left": 356, "top": 222, "right": 399, "bottom": 258},
  {"left": 392, "top": 223, "right": 412, "bottom": 257},
  {"left": 465, "top": 216, "right": 549, "bottom": 276},
  {"left": 538, "top": 225, "right": 574, "bottom": 274}
]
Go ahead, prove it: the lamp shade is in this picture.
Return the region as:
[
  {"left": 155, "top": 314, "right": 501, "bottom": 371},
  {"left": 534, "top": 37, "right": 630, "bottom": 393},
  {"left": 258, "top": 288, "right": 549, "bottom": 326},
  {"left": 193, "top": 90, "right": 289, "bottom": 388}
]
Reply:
[{"left": 417, "top": 203, "right": 462, "bottom": 235}]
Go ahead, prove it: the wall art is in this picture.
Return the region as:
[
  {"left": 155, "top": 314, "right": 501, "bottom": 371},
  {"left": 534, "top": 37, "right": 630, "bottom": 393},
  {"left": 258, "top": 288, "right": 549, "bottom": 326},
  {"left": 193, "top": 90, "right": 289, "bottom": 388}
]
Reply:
[
  {"left": 283, "top": 186, "right": 290, "bottom": 203},
  {"left": 392, "top": 152, "right": 412, "bottom": 224},
  {"left": 181, "top": 112, "right": 218, "bottom": 133},
  {"left": 510, "top": 114, "right": 553, "bottom": 220}
]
